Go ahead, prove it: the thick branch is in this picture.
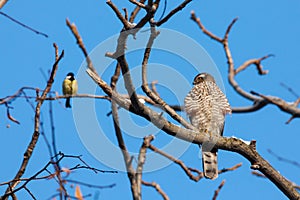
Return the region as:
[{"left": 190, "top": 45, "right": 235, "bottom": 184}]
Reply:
[
  {"left": 87, "top": 58, "right": 300, "bottom": 199},
  {"left": 70, "top": 14, "right": 300, "bottom": 198},
  {"left": 0, "top": 0, "right": 9, "bottom": 9}
]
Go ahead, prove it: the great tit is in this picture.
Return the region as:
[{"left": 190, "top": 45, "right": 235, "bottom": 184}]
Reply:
[{"left": 62, "top": 72, "right": 78, "bottom": 108}]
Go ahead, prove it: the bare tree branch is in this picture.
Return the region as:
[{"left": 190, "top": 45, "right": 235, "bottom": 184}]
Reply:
[
  {"left": 0, "top": 11, "right": 48, "bottom": 38},
  {"left": 87, "top": 43, "right": 300, "bottom": 200},
  {"left": 66, "top": 18, "right": 96, "bottom": 74},
  {"left": 129, "top": 0, "right": 146, "bottom": 23},
  {"left": 129, "top": 0, "right": 147, "bottom": 10},
  {"left": 3, "top": 47, "right": 64, "bottom": 199},
  {"left": 191, "top": 11, "right": 300, "bottom": 124},
  {"left": 141, "top": 26, "right": 194, "bottom": 129},
  {"left": 106, "top": 0, "right": 131, "bottom": 30},
  {"left": 142, "top": 180, "right": 169, "bottom": 200},
  {"left": 252, "top": 171, "right": 300, "bottom": 191},
  {"left": 156, "top": 0, "right": 193, "bottom": 26},
  {"left": 212, "top": 180, "right": 226, "bottom": 200},
  {"left": 67, "top": 8, "right": 300, "bottom": 199},
  {"left": 1, "top": 153, "right": 116, "bottom": 199},
  {"left": 0, "top": 0, "right": 9, "bottom": 9},
  {"left": 136, "top": 135, "right": 154, "bottom": 199},
  {"left": 267, "top": 149, "right": 300, "bottom": 168}
]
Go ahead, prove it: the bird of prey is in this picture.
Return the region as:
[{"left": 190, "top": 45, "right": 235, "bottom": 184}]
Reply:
[{"left": 184, "top": 73, "right": 231, "bottom": 180}]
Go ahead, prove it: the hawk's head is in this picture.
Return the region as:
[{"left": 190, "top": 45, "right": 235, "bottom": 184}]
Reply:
[{"left": 193, "top": 73, "right": 215, "bottom": 85}]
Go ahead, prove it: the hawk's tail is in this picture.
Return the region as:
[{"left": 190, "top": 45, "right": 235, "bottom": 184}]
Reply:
[{"left": 202, "top": 150, "right": 218, "bottom": 180}]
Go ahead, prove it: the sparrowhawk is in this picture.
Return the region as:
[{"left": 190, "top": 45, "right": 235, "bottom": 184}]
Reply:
[{"left": 184, "top": 73, "right": 231, "bottom": 180}]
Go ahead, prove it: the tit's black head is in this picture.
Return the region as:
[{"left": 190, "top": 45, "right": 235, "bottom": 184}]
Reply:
[
  {"left": 67, "top": 72, "right": 74, "bottom": 77},
  {"left": 66, "top": 72, "right": 75, "bottom": 81},
  {"left": 193, "top": 73, "right": 215, "bottom": 85}
]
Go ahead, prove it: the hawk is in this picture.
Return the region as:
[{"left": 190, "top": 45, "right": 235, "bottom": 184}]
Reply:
[{"left": 184, "top": 73, "right": 231, "bottom": 180}]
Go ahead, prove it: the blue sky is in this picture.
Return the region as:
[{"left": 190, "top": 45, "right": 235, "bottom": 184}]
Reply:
[{"left": 0, "top": 1, "right": 300, "bottom": 199}]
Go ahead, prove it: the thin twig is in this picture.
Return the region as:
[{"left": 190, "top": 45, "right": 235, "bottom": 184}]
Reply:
[
  {"left": 24, "top": 186, "right": 37, "bottom": 200},
  {"left": 280, "top": 82, "right": 299, "bottom": 98},
  {"left": 129, "top": 0, "right": 147, "bottom": 9},
  {"left": 66, "top": 18, "right": 96, "bottom": 73},
  {"left": 251, "top": 171, "right": 300, "bottom": 190},
  {"left": 129, "top": 0, "right": 146, "bottom": 23},
  {"left": 218, "top": 163, "right": 242, "bottom": 174},
  {"left": 156, "top": 0, "right": 192, "bottom": 26},
  {"left": 136, "top": 135, "right": 155, "bottom": 198},
  {"left": 0, "top": 11, "right": 48, "bottom": 38},
  {"left": 212, "top": 180, "right": 226, "bottom": 200},
  {"left": 267, "top": 149, "right": 300, "bottom": 168},
  {"left": 65, "top": 179, "right": 116, "bottom": 189},
  {"left": 190, "top": 11, "right": 222, "bottom": 42},
  {"left": 106, "top": 0, "right": 131, "bottom": 30},
  {"left": 142, "top": 180, "right": 169, "bottom": 200},
  {"left": 234, "top": 54, "right": 273, "bottom": 75}
]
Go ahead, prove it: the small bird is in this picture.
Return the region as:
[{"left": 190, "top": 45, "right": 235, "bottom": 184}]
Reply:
[
  {"left": 62, "top": 72, "right": 78, "bottom": 108},
  {"left": 184, "top": 73, "right": 231, "bottom": 180}
]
